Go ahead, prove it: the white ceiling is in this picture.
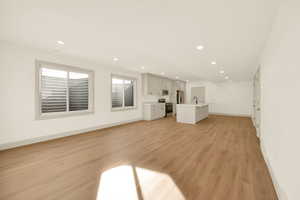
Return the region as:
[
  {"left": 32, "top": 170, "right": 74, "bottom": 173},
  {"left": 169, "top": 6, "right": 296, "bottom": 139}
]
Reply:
[{"left": 0, "top": 0, "right": 279, "bottom": 81}]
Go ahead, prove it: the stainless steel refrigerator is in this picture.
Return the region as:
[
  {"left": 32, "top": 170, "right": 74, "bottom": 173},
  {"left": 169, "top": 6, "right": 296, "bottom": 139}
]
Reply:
[{"left": 176, "top": 90, "right": 184, "bottom": 104}]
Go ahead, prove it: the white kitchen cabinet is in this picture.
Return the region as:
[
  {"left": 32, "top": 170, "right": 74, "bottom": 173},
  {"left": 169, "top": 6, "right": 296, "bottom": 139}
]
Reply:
[
  {"left": 142, "top": 73, "right": 186, "bottom": 97},
  {"left": 153, "top": 76, "right": 162, "bottom": 95},
  {"left": 147, "top": 75, "right": 156, "bottom": 95},
  {"left": 166, "top": 79, "right": 172, "bottom": 93},
  {"left": 174, "top": 81, "right": 181, "bottom": 91},
  {"left": 174, "top": 81, "right": 185, "bottom": 91},
  {"left": 143, "top": 74, "right": 162, "bottom": 96},
  {"left": 180, "top": 82, "right": 186, "bottom": 91},
  {"left": 161, "top": 79, "right": 170, "bottom": 91},
  {"left": 143, "top": 103, "right": 165, "bottom": 120},
  {"left": 176, "top": 104, "right": 209, "bottom": 124}
]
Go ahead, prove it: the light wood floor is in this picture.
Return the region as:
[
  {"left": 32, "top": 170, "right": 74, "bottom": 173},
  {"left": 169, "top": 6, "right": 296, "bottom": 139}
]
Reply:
[{"left": 0, "top": 115, "right": 278, "bottom": 200}]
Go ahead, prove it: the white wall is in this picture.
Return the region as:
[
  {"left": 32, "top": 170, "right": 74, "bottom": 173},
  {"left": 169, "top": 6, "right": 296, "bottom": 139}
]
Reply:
[
  {"left": 0, "top": 42, "right": 143, "bottom": 149},
  {"left": 186, "top": 81, "right": 253, "bottom": 116},
  {"left": 259, "top": 0, "right": 300, "bottom": 199}
]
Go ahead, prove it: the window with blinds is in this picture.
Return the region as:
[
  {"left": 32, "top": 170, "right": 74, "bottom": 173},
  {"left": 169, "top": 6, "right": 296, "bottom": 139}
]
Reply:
[
  {"left": 69, "top": 72, "right": 89, "bottom": 111},
  {"left": 111, "top": 76, "right": 136, "bottom": 110},
  {"left": 41, "top": 68, "right": 68, "bottom": 113},
  {"left": 36, "top": 61, "right": 94, "bottom": 119}
]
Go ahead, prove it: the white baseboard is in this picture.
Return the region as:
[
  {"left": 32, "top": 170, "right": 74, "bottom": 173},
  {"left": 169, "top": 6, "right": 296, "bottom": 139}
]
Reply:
[
  {"left": 0, "top": 118, "right": 142, "bottom": 151},
  {"left": 209, "top": 112, "right": 251, "bottom": 118},
  {"left": 250, "top": 118, "right": 286, "bottom": 199},
  {"left": 260, "top": 141, "right": 288, "bottom": 200}
]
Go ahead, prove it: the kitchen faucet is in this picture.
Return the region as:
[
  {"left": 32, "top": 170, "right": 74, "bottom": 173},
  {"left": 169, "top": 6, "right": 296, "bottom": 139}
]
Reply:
[{"left": 193, "top": 96, "right": 199, "bottom": 104}]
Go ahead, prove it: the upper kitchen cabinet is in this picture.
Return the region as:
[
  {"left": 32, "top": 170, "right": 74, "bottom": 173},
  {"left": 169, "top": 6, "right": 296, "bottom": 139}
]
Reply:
[
  {"left": 160, "top": 78, "right": 172, "bottom": 92},
  {"left": 148, "top": 75, "right": 161, "bottom": 95},
  {"left": 166, "top": 79, "right": 173, "bottom": 94},
  {"left": 174, "top": 80, "right": 186, "bottom": 91},
  {"left": 142, "top": 73, "right": 185, "bottom": 96},
  {"left": 180, "top": 81, "right": 186, "bottom": 91},
  {"left": 142, "top": 73, "right": 162, "bottom": 96}
]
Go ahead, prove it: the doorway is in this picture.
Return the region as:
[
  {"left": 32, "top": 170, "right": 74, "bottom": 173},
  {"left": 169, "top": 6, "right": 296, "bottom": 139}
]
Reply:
[
  {"left": 253, "top": 68, "right": 261, "bottom": 138},
  {"left": 191, "top": 87, "right": 205, "bottom": 104}
]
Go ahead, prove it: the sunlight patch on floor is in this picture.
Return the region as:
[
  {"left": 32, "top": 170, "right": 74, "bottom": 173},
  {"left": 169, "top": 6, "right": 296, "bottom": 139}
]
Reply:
[
  {"left": 135, "top": 167, "right": 185, "bottom": 200},
  {"left": 97, "top": 165, "right": 185, "bottom": 200},
  {"left": 97, "top": 165, "right": 138, "bottom": 200}
]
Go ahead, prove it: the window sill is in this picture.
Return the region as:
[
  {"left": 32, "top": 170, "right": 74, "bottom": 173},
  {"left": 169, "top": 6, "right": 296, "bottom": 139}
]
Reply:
[
  {"left": 111, "top": 106, "right": 137, "bottom": 112},
  {"left": 37, "top": 110, "right": 94, "bottom": 120}
]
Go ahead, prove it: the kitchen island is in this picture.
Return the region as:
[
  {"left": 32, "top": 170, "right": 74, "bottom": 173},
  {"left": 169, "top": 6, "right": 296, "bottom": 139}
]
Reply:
[{"left": 176, "top": 104, "right": 209, "bottom": 124}]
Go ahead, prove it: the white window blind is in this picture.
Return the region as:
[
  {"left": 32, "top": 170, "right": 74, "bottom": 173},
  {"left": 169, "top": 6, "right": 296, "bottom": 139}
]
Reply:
[
  {"left": 41, "top": 68, "right": 67, "bottom": 113},
  {"left": 112, "top": 78, "right": 124, "bottom": 108},
  {"left": 124, "top": 80, "right": 134, "bottom": 107},
  {"left": 36, "top": 61, "right": 94, "bottom": 119},
  {"left": 111, "top": 76, "right": 136, "bottom": 110},
  {"left": 68, "top": 72, "right": 89, "bottom": 111}
]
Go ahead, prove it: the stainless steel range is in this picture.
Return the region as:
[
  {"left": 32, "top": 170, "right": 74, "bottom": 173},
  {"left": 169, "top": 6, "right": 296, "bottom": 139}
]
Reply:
[
  {"left": 158, "top": 98, "right": 173, "bottom": 117},
  {"left": 165, "top": 102, "right": 173, "bottom": 116}
]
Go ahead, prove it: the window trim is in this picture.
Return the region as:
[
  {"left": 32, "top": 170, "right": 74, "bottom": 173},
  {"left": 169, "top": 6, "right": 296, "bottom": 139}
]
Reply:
[
  {"left": 111, "top": 74, "right": 137, "bottom": 111},
  {"left": 35, "top": 60, "right": 94, "bottom": 120}
]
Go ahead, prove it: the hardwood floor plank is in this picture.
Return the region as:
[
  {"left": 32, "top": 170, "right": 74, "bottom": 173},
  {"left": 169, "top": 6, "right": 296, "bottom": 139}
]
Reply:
[{"left": 0, "top": 115, "right": 278, "bottom": 200}]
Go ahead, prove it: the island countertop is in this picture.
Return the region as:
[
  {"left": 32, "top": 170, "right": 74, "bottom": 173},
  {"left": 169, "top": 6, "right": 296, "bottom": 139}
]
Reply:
[{"left": 176, "top": 104, "right": 209, "bottom": 124}]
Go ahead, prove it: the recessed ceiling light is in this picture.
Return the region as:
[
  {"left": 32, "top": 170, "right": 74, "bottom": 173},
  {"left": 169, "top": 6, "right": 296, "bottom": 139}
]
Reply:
[
  {"left": 175, "top": 76, "right": 179, "bottom": 79},
  {"left": 113, "top": 57, "right": 119, "bottom": 62},
  {"left": 186, "top": 80, "right": 189, "bottom": 82},
  {"left": 57, "top": 40, "right": 64, "bottom": 45},
  {"left": 211, "top": 61, "right": 217, "bottom": 65},
  {"left": 196, "top": 45, "right": 204, "bottom": 50},
  {"left": 219, "top": 70, "right": 225, "bottom": 74},
  {"left": 141, "top": 66, "right": 145, "bottom": 69},
  {"left": 161, "top": 72, "right": 165, "bottom": 75},
  {"left": 225, "top": 76, "right": 229, "bottom": 80}
]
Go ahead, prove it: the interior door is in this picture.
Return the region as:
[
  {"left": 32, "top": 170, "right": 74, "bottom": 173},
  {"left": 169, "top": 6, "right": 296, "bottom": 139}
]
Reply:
[{"left": 253, "top": 68, "right": 261, "bottom": 138}]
